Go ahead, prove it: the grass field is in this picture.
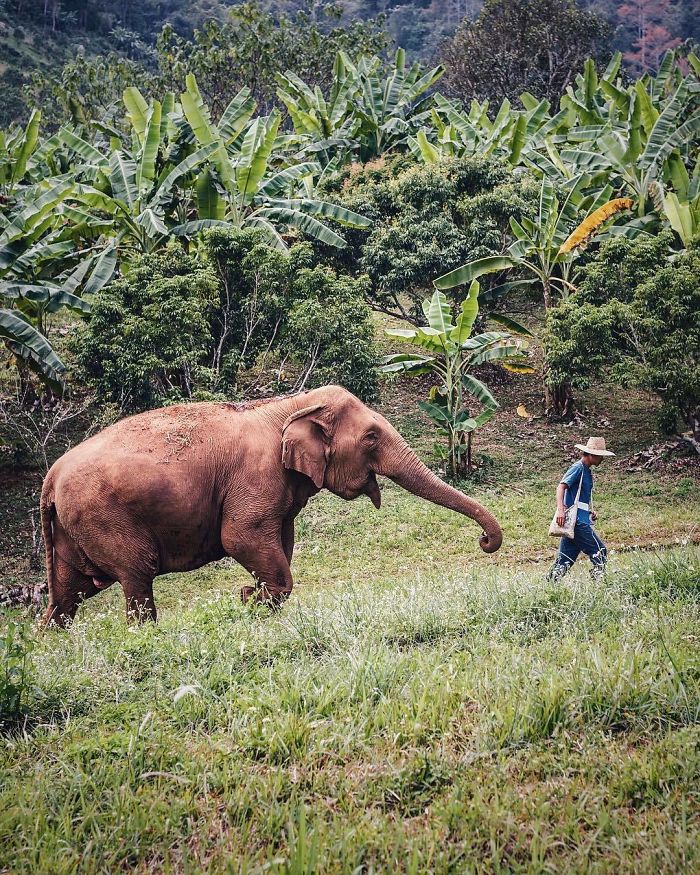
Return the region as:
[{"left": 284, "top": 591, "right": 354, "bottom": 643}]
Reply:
[
  {"left": 1, "top": 545, "right": 699, "bottom": 872},
  {"left": 2, "top": 359, "right": 699, "bottom": 872}
]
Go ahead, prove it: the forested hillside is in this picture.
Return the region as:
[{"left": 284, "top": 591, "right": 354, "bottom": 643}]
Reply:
[{"left": 2, "top": 0, "right": 698, "bottom": 127}]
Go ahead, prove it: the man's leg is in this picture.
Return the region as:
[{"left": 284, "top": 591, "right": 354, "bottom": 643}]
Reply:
[
  {"left": 578, "top": 525, "right": 608, "bottom": 579},
  {"left": 548, "top": 533, "right": 580, "bottom": 581}
]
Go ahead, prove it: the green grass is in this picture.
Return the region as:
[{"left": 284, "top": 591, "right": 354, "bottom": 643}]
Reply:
[
  {"left": 2, "top": 547, "right": 699, "bottom": 873},
  {"left": 2, "top": 343, "right": 699, "bottom": 871}
]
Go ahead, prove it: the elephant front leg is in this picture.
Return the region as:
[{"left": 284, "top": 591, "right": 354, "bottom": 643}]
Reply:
[
  {"left": 281, "top": 516, "right": 295, "bottom": 565},
  {"left": 222, "top": 523, "right": 294, "bottom": 608},
  {"left": 238, "top": 548, "right": 294, "bottom": 608}
]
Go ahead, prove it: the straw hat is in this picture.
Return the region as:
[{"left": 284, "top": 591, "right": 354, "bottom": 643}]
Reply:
[{"left": 575, "top": 436, "right": 615, "bottom": 457}]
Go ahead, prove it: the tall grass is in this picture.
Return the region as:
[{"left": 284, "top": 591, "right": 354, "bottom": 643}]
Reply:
[{"left": 1, "top": 548, "right": 699, "bottom": 872}]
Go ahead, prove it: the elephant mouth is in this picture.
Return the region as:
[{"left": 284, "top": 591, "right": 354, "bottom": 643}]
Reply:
[
  {"left": 364, "top": 472, "right": 381, "bottom": 509},
  {"left": 335, "top": 473, "right": 381, "bottom": 508}
]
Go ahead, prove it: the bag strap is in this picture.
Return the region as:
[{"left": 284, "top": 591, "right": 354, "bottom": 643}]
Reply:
[{"left": 573, "top": 466, "right": 584, "bottom": 504}]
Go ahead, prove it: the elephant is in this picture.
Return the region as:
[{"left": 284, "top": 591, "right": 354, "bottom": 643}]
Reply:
[{"left": 41, "top": 385, "right": 502, "bottom": 626}]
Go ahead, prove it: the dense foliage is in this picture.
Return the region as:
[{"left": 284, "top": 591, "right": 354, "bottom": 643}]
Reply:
[
  {"left": 71, "top": 247, "right": 219, "bottom": 411},
  {"left": 546, "top": 234, "right": 700, "bottom": 441},
  {"left": 1, "top": 34, "right": 699, "bottom": 435},
  {"left": 326, "top": 155, "right": 539, "bottom": 323},
  {"left": 72, "top": 229, "right": 377, "bottom": 412}
]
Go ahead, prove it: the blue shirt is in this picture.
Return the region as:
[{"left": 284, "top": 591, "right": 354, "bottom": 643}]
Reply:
[{"left": 561, "top": 460, "right": 593, "bottom": 523}]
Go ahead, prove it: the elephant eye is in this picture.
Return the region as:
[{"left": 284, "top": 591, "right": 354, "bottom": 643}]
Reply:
[{"left": 363, "top": 430, "right": 378, "bottom": 447}]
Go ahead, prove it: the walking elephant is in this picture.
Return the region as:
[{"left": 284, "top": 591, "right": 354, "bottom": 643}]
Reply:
[{"left": 41, "top": 385, "right": 503, "bottom": 626}]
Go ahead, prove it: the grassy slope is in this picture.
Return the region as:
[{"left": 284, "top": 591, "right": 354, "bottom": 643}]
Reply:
[
  {"left": 1, "top": 327, "right": 700, "bottom": 871},
  {"left": 0, "top": 17, "right": 111, "bottom": 128},
  {"left": 1, "top": 549, "right": 699, "bottom": 872}
]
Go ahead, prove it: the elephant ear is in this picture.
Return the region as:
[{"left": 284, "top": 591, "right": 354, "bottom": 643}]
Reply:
[{"left": 281, "top": 404, "right": 331, "bottom": 489}]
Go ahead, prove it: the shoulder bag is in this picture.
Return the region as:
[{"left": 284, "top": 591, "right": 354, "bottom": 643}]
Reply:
[{"left": 549, "top": 469, "right": 583, "bottom": 539}]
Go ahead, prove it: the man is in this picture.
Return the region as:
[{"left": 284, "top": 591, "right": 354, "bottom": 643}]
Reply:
[{"left": 549, "top": 436, "right": 615, "bottom": 581}]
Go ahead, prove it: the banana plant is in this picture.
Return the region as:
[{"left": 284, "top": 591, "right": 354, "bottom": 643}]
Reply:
[
  {"left": 57, "top": 87, "right": 226, "bottom": 259},
  {"left": 0, "top": 110, "right": 41, "bottom": 200},
  {"left": 434, "top": 178, "right": 634, "bottom": 417},
  {"left": 662, "top": 191, "right": 700, "bottom": 246},
  {"left": 348, "top": 50, "right": 445, "bottom": 162},
  {"left": 276, "top": 52, "right": 359, "bottom": 166},
  {"left": 434, "top": 178, "right": 633, "bottom": 311},
  {"left": 410, "top": 92, "right": 565, "bottom": 167},
  {"left": 0, "top": 179, "right": 115, "bottom": 389},
  {"left": 554, "top": 53, "right": 700, "bottom": 218},
  {"left": 380, "top": 284, "right": 532, "bottom": 478},
  {"left": 176, "top": 75, "right": 371, "bottom": 249}
]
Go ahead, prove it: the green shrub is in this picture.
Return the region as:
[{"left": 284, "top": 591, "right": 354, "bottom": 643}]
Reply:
[
  {"left": 72, "top": 247, "right": 218, "bottom": 412},
  {"left": 546, "top": 236, "right": 700, "bottom": 440},
  {"left": 0, "top": 620, "right": 34, "bottom": 726},
  {"left": 204, "top": 226, "right": 294, "bottom": 374},
  {"left": 323, "top": 155, "right": 538, "bottom": 322},
  {"left": 286, "top": 266, "right": 378, "bottom": 401},
  {"left": 72, "top": 231, "right": 378, "bottom": 410},
  {"left": 206, "top": 229, "right": 378, "bottom": 401}
]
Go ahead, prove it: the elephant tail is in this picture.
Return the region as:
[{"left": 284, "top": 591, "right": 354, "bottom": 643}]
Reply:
[{"left": 40, "top": 478, "right": 56, "bottom": 617}]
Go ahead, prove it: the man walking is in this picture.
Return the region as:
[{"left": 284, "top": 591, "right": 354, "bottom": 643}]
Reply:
[{"left": 549, "top": 437, "right": 615, "bottom": 581}]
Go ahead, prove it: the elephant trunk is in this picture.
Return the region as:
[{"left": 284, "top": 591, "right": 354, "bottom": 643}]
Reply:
[{"left": 376, "top": 431, "right": 503, "bottom": 554}]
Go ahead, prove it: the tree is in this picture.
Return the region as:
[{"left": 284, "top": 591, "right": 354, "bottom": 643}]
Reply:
[
  {"left": 71, "top": 247, "right": 219, "bottom": 412},
  {"left": 26, "top": 53, "right": 152, "bottom": 133},
  {"left": 155, "top": 2, "right": 390, "bottom": 117},
  {"left": 617, "top": 0, "right": 682, "bottom": 74},
  {"left": 324, "top": 155, "right": 539, "bottom": 323},
  {"left": 285, "top": 265, "right": 378, "bottom": 400},
  {"left": 380, "top": 284, "right": 532, "bottom": 478},
  {"left": 174, "top": 75, "right": 372, "bottom": 250},
  {"left": 545, "top": 233, "right": 700, "bottom": 445},
  {"left": 73, "top": 228, "right": 378, "bottom": 411},
  {"left": 439, "top": 0, "right": 612, "bottom": 106}
]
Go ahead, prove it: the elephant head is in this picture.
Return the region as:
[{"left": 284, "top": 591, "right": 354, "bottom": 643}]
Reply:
[{"left": 281, "top": 386, "right": 502, "bottom": 553}]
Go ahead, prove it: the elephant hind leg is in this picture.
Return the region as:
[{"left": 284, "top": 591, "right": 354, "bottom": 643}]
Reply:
[{"left": 44, "top": 555, "right": 100, "bottom": 628}]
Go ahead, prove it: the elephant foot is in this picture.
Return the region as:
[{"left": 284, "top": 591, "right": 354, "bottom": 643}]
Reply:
[
  {"left": 240, "top": 585, "right": 256, "bottom": 603},
  {"left": 240, "top": 584, "right": 290, "bottom": 610}
]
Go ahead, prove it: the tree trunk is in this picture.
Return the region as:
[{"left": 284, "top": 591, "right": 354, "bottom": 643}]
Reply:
[
  {"left": 544, "top": 375, "right": 575, "bottom": 420},
  {"left": 542, "top": 275, "right": 576, "bottom": 419},
  {"left": 689, "top": 406, "right": 700, "bottom": 451},
  {"left": 16, "top": 359, "right": 38, "bottom": 408}
]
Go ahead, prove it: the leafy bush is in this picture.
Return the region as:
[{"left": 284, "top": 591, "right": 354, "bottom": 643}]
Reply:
[
  {"left": 206, "top": 229, "right": 378, "bottom": 400},
  {"left": 286, "top": 267, "right": 378, "bottom": 401},
  {"left": 324, "top": 155, "right": 538, "bottom": 322},
  {"left": 204, "top": 226, "right": 294, "bottom": 377},
  {"left": 545, "top": 235, "right": 700, "bottom": 440},
  {"left": 72, "top": 247, "right": 218, "bottom": 412},
  {"left": 72, "top": 230, "right": 378, "bottom": 410},
  {"left": 0, "top": 620, "right": 34, "bottom": 726}
]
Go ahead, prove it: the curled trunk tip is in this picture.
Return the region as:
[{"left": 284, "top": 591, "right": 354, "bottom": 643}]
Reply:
[{"left": 479, "top": 529, "right": 502, "bottom": 554}]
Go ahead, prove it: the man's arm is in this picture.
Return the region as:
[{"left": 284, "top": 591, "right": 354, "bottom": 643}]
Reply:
[{"left": 556, "top": 482, "right": 567, "bottom": 526}]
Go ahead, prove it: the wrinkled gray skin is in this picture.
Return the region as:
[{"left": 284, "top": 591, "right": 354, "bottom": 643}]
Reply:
[{"left": 41, "top": 386, "right": 503, "bottom": 626}]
